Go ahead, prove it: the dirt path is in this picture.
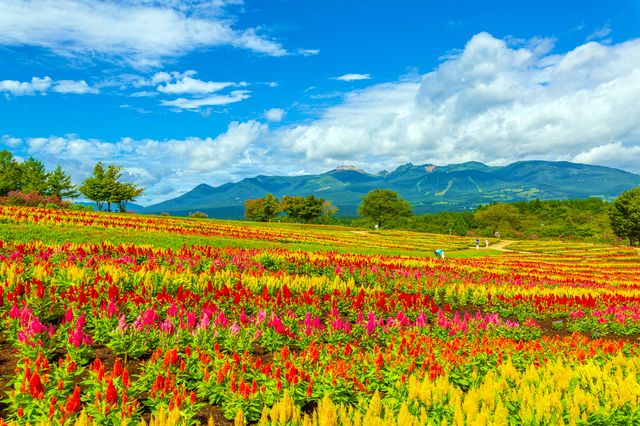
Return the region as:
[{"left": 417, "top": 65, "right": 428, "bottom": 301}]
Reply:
[{"left": 491, "top": 240, "right": 516, "bottom": 251}]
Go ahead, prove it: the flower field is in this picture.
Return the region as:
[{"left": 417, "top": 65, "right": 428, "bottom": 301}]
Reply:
[{"left": 0, "top": 207, "right": 640, "bottom": 425}]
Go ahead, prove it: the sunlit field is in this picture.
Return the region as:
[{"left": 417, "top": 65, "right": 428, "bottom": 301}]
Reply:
[{"left": 0, "top": 206, "right": 639, "bottom": 425}]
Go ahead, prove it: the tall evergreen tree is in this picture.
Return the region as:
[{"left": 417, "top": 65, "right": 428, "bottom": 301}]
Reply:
[
  {"left": 45, "top": 165, "right": 79, "bottom": 198},
  {"left": 19, "top": 158, "right": 48, "bottom": 194}
]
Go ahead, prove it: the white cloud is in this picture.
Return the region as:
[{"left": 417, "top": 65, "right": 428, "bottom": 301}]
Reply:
[
  {"left": 264, "top": 108, "right": 285, "bottom": 122},
  {"left": 0, "top": 76, "right": 97, "bottom": 96},
  {"left": 334, "top": 73, "right": 372, "bottom": 82},
  {"left": 587, "top": 24, "right": 612, "bottom": 42},
  {"left": 52, "top": 80, "right": 98, "bottom": 94},
  {"left": 0, "top": 77, "right": 51, "bottom": 95},
  {"left": 298, "top": 48, "right": 320, "bottom": 56},
  {"left": 160, "top": 90, "right": 250, "bottom": 109},
  {"left": 157, "top": 77, "right": 239, "bottom": 95},
  {"left": 0, "top": 0, "right": 287, "bottom": 67},
  {"left": 273, "top": 33, "right": 640, "bottom": 174},
  {"left": 11, "top": 120, "right": 267, "bottom": 204}
]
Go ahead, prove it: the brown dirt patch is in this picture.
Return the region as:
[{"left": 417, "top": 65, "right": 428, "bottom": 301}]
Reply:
[{"left": 196, "top": 404, "right": 232, "bottom": 425}]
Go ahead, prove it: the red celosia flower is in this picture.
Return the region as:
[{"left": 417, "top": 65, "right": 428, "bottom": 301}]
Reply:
[
  {"left": 122, "top": 368, "right": 130, "bottom": 388},
  {"left": 106, "top": 379, "right": 118, "bottom": 405},
  {"left": 65, "top": 386, "right": 82, "bottom": 414},
  {"left": 113, "top": 357, "right": 123, "bottom": 377},
  {"left": 28, "top": 371, "right": 44, "bottom": 399}
]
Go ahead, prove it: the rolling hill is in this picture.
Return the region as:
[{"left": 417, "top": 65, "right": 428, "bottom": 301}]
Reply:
[{"left": 142, "top": 161, "right": 640, "bottom": 218}]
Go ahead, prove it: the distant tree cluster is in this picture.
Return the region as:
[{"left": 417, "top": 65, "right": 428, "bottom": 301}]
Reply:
[
  {"left": 0, "top": 149, "right": 143, "bottom": 213},
  {"left": 79, "top": 162, "right": 143, "bottom": 212},
  {"left": 0, "top": 149, "right": 78, "bottom": 198},
  {"left": 245, "top": 194, "right": 337, "bottom": 223},
  {"left": 352, "top": 188, "right": 627, "bottom": 242}
]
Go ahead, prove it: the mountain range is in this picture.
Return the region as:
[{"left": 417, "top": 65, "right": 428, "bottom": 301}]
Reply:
[{"left": 141, "top": 161, "right": 640, "bottom": 218}]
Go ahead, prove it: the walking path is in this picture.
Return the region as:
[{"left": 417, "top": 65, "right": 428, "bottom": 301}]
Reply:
[{"left": 490, "top": 240, "right": 516, "bottom": 251}]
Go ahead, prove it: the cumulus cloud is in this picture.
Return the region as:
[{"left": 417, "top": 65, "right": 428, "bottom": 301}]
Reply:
[
  {"left": 0, "top": 77, "right": 51, "bottom": 95},
  {"left": 333, "top": 73, "right": 372, "bottom": 82},
  {"left": 7, "top": 120, "right": 267, "bottom": 204},
  {"left": 264, "top": 108, "right": 285, "bottom": 122},
  {"left": 273, "top": 33, "right": 640, "bottom": 174},
  {"left": 0, "top": 76, "right": 97, "bottom": 95},
  {"left": 0, "top": 0, "right": 287, "bottom": 67}
]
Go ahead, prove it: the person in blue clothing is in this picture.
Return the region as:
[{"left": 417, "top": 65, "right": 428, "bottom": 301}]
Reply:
[{"left": 434, "top": 249, "right": 445, "bottom": 259}]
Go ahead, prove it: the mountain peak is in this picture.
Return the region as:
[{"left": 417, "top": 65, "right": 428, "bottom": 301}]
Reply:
[{"left": 334, "top": 165, "right": 368, "bottom": 174}]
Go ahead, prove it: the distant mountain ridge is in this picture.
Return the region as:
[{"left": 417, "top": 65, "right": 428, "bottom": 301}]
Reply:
[{"left": 142, "top": 161, "right": 640, "bottom": 218}]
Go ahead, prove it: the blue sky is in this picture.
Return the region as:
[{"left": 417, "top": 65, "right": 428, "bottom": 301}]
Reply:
[{"left": 1, "top": 0, "right": 639, "bottom": 204}]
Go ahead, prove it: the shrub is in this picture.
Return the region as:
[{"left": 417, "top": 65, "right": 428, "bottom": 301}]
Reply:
[
  {"left": 0, "top": 191, "right": 68, "bottom": 208},
  {"left": 70, "top": 203, "right": 94, "bottom": 211},
  {"left": 189, "top": 211, "right": 208, "bottom": 219}
]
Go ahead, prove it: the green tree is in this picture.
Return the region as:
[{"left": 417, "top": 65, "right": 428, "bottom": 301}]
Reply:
[
  {"left": 321, "top": 200, "right": 338, "bottom": 224},
  {"left": 19, "top": 158, "right": 49, "bottom": 194},
  {"left": 358, "top": 189, "right": 412, "bottom": 228},
  {"left": 245, "top": 194, "right": 281, "bottom": 222},
  {"left": 282, "top": 195, "right": 325, "bottom": 223},
  {"left": 0, "top": 149, "right": 22, "bottom": 195},
  {"left": 609, "top": 187, "right": 640, "bottom": 246},
  {"left": 113, "top": 182, "right": 144, "bottom": 212},
  {"left": 45, "top": 165, "right": 79, "bottom": 198},
  {"left": 79, "top": 162, "right": 107, "bottom": 211},
  {"left": 475, "top": 203, "right": 521, "bottom": 236}
]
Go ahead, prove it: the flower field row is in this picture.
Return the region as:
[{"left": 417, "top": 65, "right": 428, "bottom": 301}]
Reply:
[
  {"left": 0, "top": 225, "right": 639, "bottom": 424},
  {"left": 0, "top": 206, "right": 472, "bottom": 252}
]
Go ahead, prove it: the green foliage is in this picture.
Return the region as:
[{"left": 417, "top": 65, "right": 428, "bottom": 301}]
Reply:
[
  {"left": 189, "top": 211, "right": 209, "bottom": 219},
  {"left": 0, "top": 150, "right": 23, "bottom": 196},
  {"left": 609, "top": 186, "right": 640, "bottom": 246},
  {"left": 80, "top": 162, "right": 143, "bottom": 212},
  {"left": 358, "top": 189, "right": 412, "bottom": 228},
  {"left": 45, "top": 165, "right": 79, "bottom": 198},
  {"left": 245, "top": 193, "right": 281, "bottom": 222},
  {"left": 321, "top": 200, "right": 338, "bottom": 224},
  {"left": 79, "top": 162, "right": 107, "bottom": 211},
  {"left": 18, "top": 158, "right": 48, "bottom": 194},
  {"left": 0, "top": 150, "right": 79, "bottom": 201},
  {"left": 475, "top": 203, "right": 522, "bottom": 236},
  {"left": 403, "top": 211, "right": 476, "bottom": 236},
  {"left": 282, "top": 195, "right": 324, "bottom": 223}
]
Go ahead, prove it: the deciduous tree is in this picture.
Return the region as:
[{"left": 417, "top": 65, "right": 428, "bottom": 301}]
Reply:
[
  {"left": 609, "top": 186, "right": 640, "bottom": 246},
  {"left": 245, "top": 194, "right": 281, "bottom": 222},
  {"left": 358, "top": 189, "right": 412, "bottom": 228},
  {"left": 474, "top": 203, "right": 521, "bottom": 236}
]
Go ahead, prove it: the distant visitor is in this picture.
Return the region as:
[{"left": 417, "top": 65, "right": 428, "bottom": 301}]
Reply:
[{"left": 434, "top": 249, "right": 445, "bottom": 259}]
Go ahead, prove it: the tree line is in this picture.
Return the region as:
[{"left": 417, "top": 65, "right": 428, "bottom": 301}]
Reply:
[
  {"left": 245, "top": 194, "right": 339, "bottom": 223},
  {"left": 245, "top": 187, "right": 640, "bottom": 245},
  {"left": 245, "top": 194, "right": 338, "bottom": 223},
  {"left": 0, "top": 149, "right": 142, "bottom": 212},
  {"left": 0, "top": 150, "right": 77, "bottom": 198}
]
